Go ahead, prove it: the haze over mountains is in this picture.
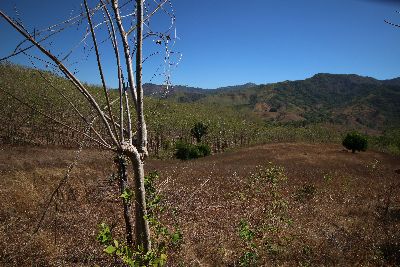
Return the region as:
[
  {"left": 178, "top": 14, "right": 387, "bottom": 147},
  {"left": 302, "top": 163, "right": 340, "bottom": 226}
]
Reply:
[{"left": 144, "top": 73, "right": 400, "bottom": 130}]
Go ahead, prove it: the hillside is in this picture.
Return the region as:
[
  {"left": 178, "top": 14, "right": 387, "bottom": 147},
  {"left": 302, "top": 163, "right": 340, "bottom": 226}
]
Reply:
[
  {"left": 1, "top": 63, "right": 400, "bottom": 155},
  {"left": 1, "top": 143, "right": 399, "bottom": 266},
  {"left": 143, "top": 82, "right": 258, "bottom": 103},
  {"left": 2, "top": 2, "right": 400, "bottom": 267},
  {"left": 2, "top": 62, "right": 398, "bottom": 132},
  {"left": 0, "top": 63, "right": 266, "bottom": 152},
  {"left": 145, "top": 74, "right": 400, "bottom": 130}
]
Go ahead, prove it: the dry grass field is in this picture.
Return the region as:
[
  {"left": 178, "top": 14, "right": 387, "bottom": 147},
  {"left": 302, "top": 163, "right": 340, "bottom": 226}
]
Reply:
[{"left": 0, "top": 143, "right": 399, "bottom": 266}]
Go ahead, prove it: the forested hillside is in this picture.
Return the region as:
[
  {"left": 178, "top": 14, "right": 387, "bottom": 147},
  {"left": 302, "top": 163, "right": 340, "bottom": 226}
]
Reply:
[
  {"left": 1, "top": 63, "right": 399, "bottom": 155},
  {"left": 0, "top": 63, "right": 278, "bottom": 155},
  {"left": 144, "top": 73, "right": 400, "bottom": 130}
]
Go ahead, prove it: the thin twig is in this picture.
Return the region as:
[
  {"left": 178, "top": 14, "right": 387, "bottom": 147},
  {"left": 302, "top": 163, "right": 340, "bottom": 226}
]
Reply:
[
  {"left": 126, "top": 0, "right": 168, "bottom": 36},
  {"left": 84, "top": 0, "right": 120, "bottom": 144},
  {"left": 0, "top": 10, "right": 119, "bottom": 148},
  {"left": 101, "top": 0, "right": 127, "bottom": 143},
  {"left": 33, "top": 116, "right": 97, "bottom": 234},
  {"left": 385, "top": 19, "right": 400, "bottom": 28},
  {"left": 0, "top": 87, "right": 113, "bottom": 150},
  {"left": 112, "top": 0, "right": 138, "bottom": 107}
]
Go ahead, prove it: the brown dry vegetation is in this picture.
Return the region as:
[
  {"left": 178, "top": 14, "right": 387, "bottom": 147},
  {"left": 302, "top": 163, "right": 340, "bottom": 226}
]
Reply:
[{"left": 0, "top": 143, "right": 399, "bottom": 266}]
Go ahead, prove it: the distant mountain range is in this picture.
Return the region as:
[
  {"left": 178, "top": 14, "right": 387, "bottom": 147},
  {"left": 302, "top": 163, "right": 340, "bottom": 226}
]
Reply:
[
  {"left": 144, "top": 73, "right": 400, "bottom": 129},
  {"left": 143, "top": 82, "right": 257, "bottom": 100},
  {"left": 1, "top": 62, "right": 399, "bottom": 131},
  {"left": 144, "top": 74, "right": 400, "bottom": 94}
]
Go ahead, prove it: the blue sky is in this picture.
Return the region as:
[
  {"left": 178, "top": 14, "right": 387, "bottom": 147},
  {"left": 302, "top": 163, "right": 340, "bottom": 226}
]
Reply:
[{"left": 1, "top": 0, "right": 400, "bottom": 89}]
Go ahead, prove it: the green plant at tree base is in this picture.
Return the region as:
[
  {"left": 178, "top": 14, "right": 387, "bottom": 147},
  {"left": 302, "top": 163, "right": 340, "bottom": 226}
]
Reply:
[
  {"left": 97, "top": 223, "right": 167, "bottom": 266},
  {"left": 120, "top": 188, "right": 134, "bottom": 203},
  {"left": 342, "top": 131, "right": 368, "bottom": 153},
  {"left": 97, "top": 171, "right": 182, "bottom": 266}
]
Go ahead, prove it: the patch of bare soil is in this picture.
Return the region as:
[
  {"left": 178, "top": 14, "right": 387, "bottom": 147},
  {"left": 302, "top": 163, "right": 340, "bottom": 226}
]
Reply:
[{"left": 0, "top": 143, "right": 399, "bottom": 266}]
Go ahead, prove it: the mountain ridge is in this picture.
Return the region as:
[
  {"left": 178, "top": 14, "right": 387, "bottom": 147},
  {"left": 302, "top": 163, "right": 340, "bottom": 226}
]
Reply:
[
  {"left": 0, "top": 63, "right": 398, "bottom": 130},
  {"left": 144, "top": 72, "right": 400, "bottom": 129},
  {"left": 144, "top": 73, "right": 400, "bottom": 95}
]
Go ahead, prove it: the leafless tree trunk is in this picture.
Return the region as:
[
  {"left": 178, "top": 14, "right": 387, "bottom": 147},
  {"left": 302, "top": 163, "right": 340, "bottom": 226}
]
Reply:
[
  {"left": 116, "top": 154, "right": 134, "bottom": 247},
  {"left": 128, "top": 148, "right": 151, "bottom": 251},
  {"left": 0, "top": 0, "right": 178, "bottom": 255}
]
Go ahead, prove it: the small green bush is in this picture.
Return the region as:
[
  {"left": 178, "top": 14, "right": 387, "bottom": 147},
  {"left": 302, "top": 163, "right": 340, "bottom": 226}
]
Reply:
[
  {"left": 188, "top": 145, "right": 201, "bottom": 159},
  {"left": 174, "top": 141, "right": 194, "bottom": 160},
  {"left": 174, "top": 141, "right": 211, "bottom": 160},
  {"left": 197, "top": 143, "right": 211, "bottom": 157},
  {"left": 342, "top": 132, "right": 368, "bottom": 153}
]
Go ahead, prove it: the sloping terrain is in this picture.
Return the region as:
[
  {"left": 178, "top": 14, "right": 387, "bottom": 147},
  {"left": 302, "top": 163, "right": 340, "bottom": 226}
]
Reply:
[
  {"left": 144, "top": 73, "right": 400, "bottom": 130},
  {"left": 0, "top": 63, "right": 262, "bottom": 151},
  {"left": 2, "top": 62, "right": 400, "bottom": 133},
  {"left": 1, "top": 143, "right": 399, "bottom": 266}
]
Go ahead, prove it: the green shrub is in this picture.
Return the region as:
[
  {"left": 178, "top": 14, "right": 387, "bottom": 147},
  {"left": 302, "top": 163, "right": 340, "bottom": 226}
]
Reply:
[
  {"left": 188, "top": 145, "right": 201, "bottom": 159},
  {"left": 174, "top": 141, "right": 211, "bottom": 160},
  {"left": 197, "top": 143, "right": 211, "bottom": 156},
  {"left": 175, "top": 141, "right": 193, "bottom": 160},
  {"left": 342, "top": 132, "right": 368, "bottom": 153}
]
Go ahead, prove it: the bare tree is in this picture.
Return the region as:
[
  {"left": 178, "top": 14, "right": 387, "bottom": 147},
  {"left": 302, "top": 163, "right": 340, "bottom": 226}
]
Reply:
[{"left": 0, "top": 0, "right": 179, "bottom": 255}]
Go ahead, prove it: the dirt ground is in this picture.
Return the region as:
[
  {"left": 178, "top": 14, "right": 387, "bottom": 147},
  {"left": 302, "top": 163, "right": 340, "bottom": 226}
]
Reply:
[{"left": 0, "top": 143, "right": 399, "bottom": 266}]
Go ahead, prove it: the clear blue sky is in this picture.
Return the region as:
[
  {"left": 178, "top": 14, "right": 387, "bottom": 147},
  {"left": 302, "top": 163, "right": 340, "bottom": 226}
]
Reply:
[{"left": 1, "top": 0, "right": 400, "bottom": 89}]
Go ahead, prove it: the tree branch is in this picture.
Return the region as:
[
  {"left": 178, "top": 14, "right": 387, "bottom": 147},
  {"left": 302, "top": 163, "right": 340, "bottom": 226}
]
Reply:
[
  {"left": 101, "top": 0, "right": 127, "bottom": 143},
  {"left": 385, "top": 19, "right": 400, "bottom": 28},
  {"left": 30, "top": 61, "right": 108, "bottom": 146},
  {"left": 136, "top": 0, "right": 148, "bottom": 157},
  {"left": 0, "top": 87, "right": 113, "bottom": 150},
  {"left": 126, "top": 0, "right": 168, "bottom": 36},
  {"left": 0, "top": 9, "right": 119, "bottom": 148},
  {"left": 84, "top": 0, "right": 120, "bottom": 144},
  {"left": 111, "top": 0, "right": 138, "bottom": 108}
]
